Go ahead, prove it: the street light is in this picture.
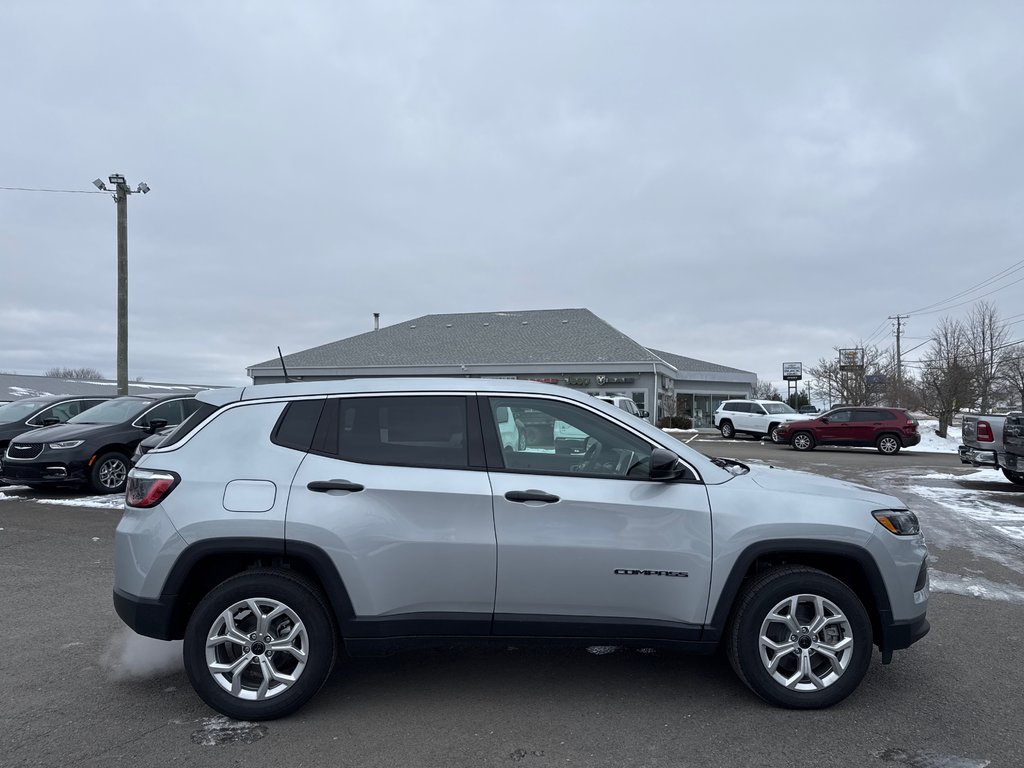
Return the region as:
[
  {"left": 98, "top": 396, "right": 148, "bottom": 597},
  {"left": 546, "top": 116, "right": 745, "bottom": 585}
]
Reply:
[{"left": 95, "top": 173, "right": 150, "bottom": 395}]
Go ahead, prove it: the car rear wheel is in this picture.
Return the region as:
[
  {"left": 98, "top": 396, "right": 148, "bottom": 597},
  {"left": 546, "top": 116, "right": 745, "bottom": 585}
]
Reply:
[
  {"left": 183, "top": 569, "right": 337, "bottom": 721},
  {"left": 791, "top": 432, "right": 815, "bottom": 451},
  {"left": 1003, "top": 469, "right": 1024, "bottom": 486},
  {"left": 720, "top": 421, "right": 735, "bottom": 439},
  {"left": 89, "top": 452, "right": 129, "bottom": 494},
  {"left": 876, "top": 434, "right": 901, "bottom": 455},
  {"left": 727, "top": 566, "right": 872, "bottom": 709}
]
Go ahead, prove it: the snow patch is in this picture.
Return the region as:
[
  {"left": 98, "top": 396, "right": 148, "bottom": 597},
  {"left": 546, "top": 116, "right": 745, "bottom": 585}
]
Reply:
[
  {"left": 907, "top": 484, "right": 1024, "bottom": 544},
  {"left": 929, "top": 571, "right": 1024, "bottom": 604},
  {"left": 35, "top": 495, "right": 124, "bottom": 510},
  {"left": 190, "top": 716, "right": 268, "bottom": 746}
]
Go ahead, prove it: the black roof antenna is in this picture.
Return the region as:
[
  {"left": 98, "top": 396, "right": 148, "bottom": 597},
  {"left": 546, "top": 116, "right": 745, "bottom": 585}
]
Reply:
[{"left": 277, "top": 346, "right": 293, "bottom": 382}]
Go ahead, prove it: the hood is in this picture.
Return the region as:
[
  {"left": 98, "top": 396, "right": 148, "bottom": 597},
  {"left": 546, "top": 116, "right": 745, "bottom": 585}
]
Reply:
[
  {"left": 745, "top": 463, "right": 902, "bottom": 507},
  {"left": 6, "top": 421, "right": 128, "bottom": 444},
  {"left": 778, "top": 416, "right": 821, "bottom": 429},
  {"left": 774, "top": 412, "right": 810, "bottom": 424}
]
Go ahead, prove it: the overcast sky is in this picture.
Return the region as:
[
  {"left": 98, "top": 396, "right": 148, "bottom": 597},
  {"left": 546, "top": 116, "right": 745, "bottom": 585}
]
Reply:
[{"left": 3, "top": 1, "right": 1023, "bottom": 389}]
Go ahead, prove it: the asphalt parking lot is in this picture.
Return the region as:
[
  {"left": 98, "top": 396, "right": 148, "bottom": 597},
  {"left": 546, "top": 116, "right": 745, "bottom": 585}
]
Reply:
[{"left": 1, "top": 441, "right": 1022, "bottom": 768}]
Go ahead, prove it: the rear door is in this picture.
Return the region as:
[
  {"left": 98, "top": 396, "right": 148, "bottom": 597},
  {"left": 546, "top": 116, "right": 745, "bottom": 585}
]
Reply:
[
  {"left": 286, "top": 394, "right": 497, "bottom": 627},
  {"left": 852, "top": 409, "right": 887, "bottom": 445},
  {"left": 481, "top": 394, "right": 713, "bottom": 637}
]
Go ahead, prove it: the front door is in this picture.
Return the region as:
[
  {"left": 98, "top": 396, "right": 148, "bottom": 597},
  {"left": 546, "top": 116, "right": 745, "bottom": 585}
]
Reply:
[{"left": 481, "top": 395, "right": 713, "bottom": 638}]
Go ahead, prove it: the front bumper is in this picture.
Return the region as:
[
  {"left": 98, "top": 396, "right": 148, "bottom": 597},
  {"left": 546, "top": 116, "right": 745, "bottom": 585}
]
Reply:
[{"left": 0, "top": 458, "right": 90, "bottom": 485}]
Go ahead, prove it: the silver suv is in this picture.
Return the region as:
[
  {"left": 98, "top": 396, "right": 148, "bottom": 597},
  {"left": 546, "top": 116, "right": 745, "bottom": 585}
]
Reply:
[{"left": 114, "top": 378, "right": 929, "bottom": 720}]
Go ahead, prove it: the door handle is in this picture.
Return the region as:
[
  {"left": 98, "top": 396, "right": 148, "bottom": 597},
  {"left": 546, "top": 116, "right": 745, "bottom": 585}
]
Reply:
[
  {"left": 307, "top": 479, "right": 364, "bottom": 493},
  {"left": 505, "top": 489, "right": 559, "bottom": 504}
]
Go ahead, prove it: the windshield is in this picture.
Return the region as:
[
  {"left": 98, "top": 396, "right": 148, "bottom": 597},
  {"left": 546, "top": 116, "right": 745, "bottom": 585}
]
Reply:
[
  {"left": 67, "top": 398, "right": 153, "bottom": 424},
  {"left": 0, "top": 399, "right": 47, "bottom": 424},
  {"left": 763, "top": 402, "right": 797, "bottom": 414}
]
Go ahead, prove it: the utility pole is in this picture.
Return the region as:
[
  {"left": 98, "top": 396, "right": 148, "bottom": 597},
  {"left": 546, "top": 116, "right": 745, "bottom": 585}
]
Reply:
[
  {"left": 889, "top": 314, "right": 908, "bottom": 406},
  {"left": 92, "top": 174, "right": 150, "bottom": 395}
]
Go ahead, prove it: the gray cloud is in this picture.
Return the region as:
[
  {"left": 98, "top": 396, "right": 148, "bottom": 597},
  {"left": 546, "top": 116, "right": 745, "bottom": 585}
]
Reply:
[{"left": 2, "top": 1, "right": 1023, "bottom": 388}]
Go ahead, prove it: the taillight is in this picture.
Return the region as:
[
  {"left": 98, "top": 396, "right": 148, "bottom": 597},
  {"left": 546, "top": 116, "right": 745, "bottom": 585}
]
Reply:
[
  {"left": 977, "top": 421, "right": 994, "bottom": 442},
  {"left": 126, "top": 468, "right": 179, "bottom": 508}
]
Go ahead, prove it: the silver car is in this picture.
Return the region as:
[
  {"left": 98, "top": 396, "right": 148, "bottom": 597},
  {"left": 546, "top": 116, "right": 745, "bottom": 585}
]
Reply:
[{"left": 114, "top": 378, "right": 929, "bottom": 720}]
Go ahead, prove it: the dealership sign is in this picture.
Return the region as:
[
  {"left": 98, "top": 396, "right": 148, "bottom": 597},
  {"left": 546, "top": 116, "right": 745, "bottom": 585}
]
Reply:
[{"left": 782, "top": 362, "right": 802, "bottom": 381}]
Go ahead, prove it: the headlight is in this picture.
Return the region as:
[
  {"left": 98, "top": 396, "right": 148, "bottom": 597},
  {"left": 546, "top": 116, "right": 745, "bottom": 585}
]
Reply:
[
  {"left": 48, "top": 440, "right": 84, "bottom": 450},
  {"left": 873, "top": 509, "right": 920, "bottom": 536}
]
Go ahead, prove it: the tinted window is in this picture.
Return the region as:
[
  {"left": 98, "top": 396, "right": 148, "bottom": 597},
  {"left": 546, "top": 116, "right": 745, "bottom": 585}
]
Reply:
[
  {"left": 725, "top": 402, "right": 748, "bottom": 413},
  {"left": 853, "top": 409, "right": 889, "bottom": 422},
  {"left": 272, "top": 399, "right": 326, "bottom": 451},
  {"left": 139, "top": 399, "right": 190, "bottom": 427},
  {"left": 319, "top": 396, "right": 469, "bottom": 469},
  {"left": 749, "top": 403, "right": 768, "bottom": 415},
  {"left": 828, "top": 410, "right": 854, "bottom": 423},
  {"left": 0, "top": 399, "right": 50, "bottom": 424},
  {"left": 32, "top": 400, "right": 83, "bottom": 424}
]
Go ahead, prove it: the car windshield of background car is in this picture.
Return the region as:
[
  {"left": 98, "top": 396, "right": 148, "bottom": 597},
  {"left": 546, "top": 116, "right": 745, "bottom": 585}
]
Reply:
[
  {"left": 67, "top": 398, "right": 154, "bottom": 424},
  {"left": 0, "top": 400, "right": 47, "bottom": 423},
  {"left": 763, "top": 403, "right": 797, "bottom": 414}
]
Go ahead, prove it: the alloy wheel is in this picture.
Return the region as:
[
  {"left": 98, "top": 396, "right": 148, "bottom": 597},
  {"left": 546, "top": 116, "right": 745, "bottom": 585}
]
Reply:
[
  {"left": 878, "top": 436, "right": 900, "bottom": 455},
  {"left": 98, "top": 457, "right": 127, "bottom": 490},
  {"left": 758, "top": 593, "right": 854, "bottom": 692}
]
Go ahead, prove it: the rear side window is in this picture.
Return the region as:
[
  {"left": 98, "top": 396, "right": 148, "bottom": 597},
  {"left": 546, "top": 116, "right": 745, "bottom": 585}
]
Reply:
[
  {"left": 159, "top": 402, "right": 220, "bottom": 449},
  {"left": 272, "top": 399, "right": 327, "bottom": 451},
  {"left": 725, "top": 402, "right": 748, "bottom": 413},
  {"left": 314, "top": 396, "right": 470, "bottom": 469}
]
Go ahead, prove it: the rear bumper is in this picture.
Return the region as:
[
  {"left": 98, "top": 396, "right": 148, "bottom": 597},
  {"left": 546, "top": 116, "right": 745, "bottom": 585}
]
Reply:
[
  {"left": 903, "top": 434, "right": 921, "bottom": 447},
  {"left": 113, "top": 588, "right": 179, "bottom": 640},
  {"left": 959, "top": 445, "right": 998, "bottom": 467}
]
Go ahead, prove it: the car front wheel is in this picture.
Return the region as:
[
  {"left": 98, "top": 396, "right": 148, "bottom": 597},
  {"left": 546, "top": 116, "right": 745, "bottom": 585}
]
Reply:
[
  {"left": 769, "top": 424, "right": 782, "bottom": 444},
  {"left": 791, "top": 432, "right": 815, "bottom": 451},
  {"left": 720, "top": 421, "right": 735, "bottom": 439},
  {"left": 183, "top": 569, "right": 337, "bottom": 720},
  {"left": 727, "top": 566, "right": 872, "bottom": 709},
  {"left": 90, "top": 452, "right": 130, "bottom": 494},
  {"left": 876, "top": 434, "right": 901, "bottom": 455}
]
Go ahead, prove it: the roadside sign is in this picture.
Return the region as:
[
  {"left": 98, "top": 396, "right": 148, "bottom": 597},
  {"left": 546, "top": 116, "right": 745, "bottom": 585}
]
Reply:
[{"left": 782, "top": 362, "right": 802, "bottom": 381}]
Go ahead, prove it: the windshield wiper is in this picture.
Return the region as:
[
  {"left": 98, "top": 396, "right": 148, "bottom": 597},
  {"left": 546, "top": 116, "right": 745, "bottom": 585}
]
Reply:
[{"left": 709, "top": 456, "right": 750, "bottom": 475}]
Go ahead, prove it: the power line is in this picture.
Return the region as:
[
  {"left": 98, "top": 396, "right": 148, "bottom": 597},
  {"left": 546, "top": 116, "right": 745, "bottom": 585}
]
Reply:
[
  {"left": 901, "top": 257, "right": 1024, "bottom": 316},
  {"left": 908, "top": 273, "right": 1024, "bottom": 317},
  {"left": 0, "top": 185, "right": 106, "bottom": 194}
]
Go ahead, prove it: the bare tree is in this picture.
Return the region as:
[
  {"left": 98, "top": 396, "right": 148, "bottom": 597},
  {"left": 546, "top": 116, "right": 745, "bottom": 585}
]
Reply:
[
  {"left": 44, "top": 367, "right": 106, "bottom": 380},
  {"left": 965, "top": 301, "right": 1010, "bottom": 412},
  {"left": 919, "top": 317, "right": 975, "bottom": 437},
  {"left": 753, "top": 378, "right": 782, "bottom": 401},
  {"left": 807, "top": 344, "right": 888, "bottom": 407},
  {"left": 1001, "top": 343, "right": 1024, "bottom": 412}
]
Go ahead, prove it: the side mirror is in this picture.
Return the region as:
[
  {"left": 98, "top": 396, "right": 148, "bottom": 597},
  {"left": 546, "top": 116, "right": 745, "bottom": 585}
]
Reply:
[
  {"left": 819, "top": 416, "right": 829, "bottom": 423},
  {"left": 146, "top": 418, "right": 169, "bottom": 434},
  {"left": 639, "top": 410, "right": 649, "bottom": 419},
  {"left": 41, "top": 417, "right": 60, "bottom": 426},
  {"left": 650, "top": 448, "right": 688, "bottom": 481}
]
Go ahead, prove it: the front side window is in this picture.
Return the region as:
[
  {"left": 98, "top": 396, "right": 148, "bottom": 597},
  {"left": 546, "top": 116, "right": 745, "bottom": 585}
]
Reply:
[
  {"left": 317, "top": 396, "right": 469, "bottom": 469},
  {"left": 139, "top": 399, "right": 191, "bottom": 427},
  {"left": 31, "top": 400, "right": 83, "bottom": 424},
  {"left": 487, "top": 397, "right": 655, "bottom": 480},
  {"left": 827, "top": 410, "right": 854, "bottom": 424}
]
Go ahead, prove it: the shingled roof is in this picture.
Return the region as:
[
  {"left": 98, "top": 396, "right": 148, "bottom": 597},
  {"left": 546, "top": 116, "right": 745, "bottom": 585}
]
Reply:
[
  {"left": 646, "top": 348, "right": 754, "bottom": 376},
  {"left": 250, "top": 309, "right": 667, "bottom": 370}
]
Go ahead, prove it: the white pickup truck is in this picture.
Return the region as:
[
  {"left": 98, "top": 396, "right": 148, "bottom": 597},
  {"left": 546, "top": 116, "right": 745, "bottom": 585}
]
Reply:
[{"left": 958, "top": 412, "right": 1024, "bottom": 485}]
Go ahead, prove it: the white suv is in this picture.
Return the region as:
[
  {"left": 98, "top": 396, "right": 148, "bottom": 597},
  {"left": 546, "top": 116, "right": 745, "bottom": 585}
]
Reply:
[
  {"left": 713, "top": 399, "right": 805, "bottom": 443},
  {"left": 596, "top": 395, "right": 647, "bottom": 420},
  {"left": 114, "top": 378, "right": 928, "bottom": 720}
]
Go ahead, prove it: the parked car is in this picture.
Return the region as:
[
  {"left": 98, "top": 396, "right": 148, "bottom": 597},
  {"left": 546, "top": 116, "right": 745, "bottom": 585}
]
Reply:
[
  {"left": 713, "top": 399, "right": 806, "bottom": 442},
  {"left": 597, "top": 395, "right": 648, "bottom": 420},
  {"left": 1, "top": 394, "right": 199, "bottom": 493},
  {"left": 131, "top": 424, "right": 178, "bottom": 467},
  {"left": 115, "top": 378, "right": 928, "bottom": 720},
  {"left": 798, "top": 405, "right": 819, "bottom": 415},
  {"left": 777, "top": 407, "right": 921, "bottom": 455},
  {"left": 0, "top": 395, "right": 111, "bottom": 457},
  {"left": 958, "top": 411, "right": 1024, "bottom": 484},
  {"left": 1002, "top": 414, "right": 1024, "bottom": 486}
]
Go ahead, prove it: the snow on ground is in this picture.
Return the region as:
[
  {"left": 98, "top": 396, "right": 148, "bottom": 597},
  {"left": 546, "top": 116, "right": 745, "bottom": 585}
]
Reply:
[
  {"left": 914, "top": 420, "right": 962, "bottom": 453},
  {"left": 0, "top": 488, "right": 123, "bottom": 509},
  {"left": 930, "top": 570, "right": 1024, "bottom": 604}
]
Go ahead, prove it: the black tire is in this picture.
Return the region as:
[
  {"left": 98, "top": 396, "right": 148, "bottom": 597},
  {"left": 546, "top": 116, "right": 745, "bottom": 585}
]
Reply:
[
  {"left": 89, "top": 452, "right": 130, "bottom": 494},
  {"left": 768, "top": 423, "right": 782, "bottom": 444},
  {"left": 183, "top": 569, "right": 337, "bottom": 721},
  {"left": 720, "top": 421, "right": 735, "bottom": 439},
  {"left": 876, "top": 434, "right": 902, "bottom": 455},
  {"left": 1002, "top": 468, "right": 1024, "bottom": 486},
  {"left": 726, "top": 566, "right": 872, "bottom": 709},
  {"left": 791, "top": 431, "right": 815, "bottom": 452}
]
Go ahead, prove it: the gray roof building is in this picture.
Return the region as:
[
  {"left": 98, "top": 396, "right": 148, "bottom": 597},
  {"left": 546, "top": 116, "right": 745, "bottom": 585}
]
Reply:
[
  {"left": 0, "top": 373, "right": 218, "bottom": 401},
  {"left": 250, "top": 308, "right": 666, "bottom": 375}
]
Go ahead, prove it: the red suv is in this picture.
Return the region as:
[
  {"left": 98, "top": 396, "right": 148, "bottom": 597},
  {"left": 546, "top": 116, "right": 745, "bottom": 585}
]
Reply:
[{"left": 776, "top": 407, "right": 921, "bottom": 455}]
